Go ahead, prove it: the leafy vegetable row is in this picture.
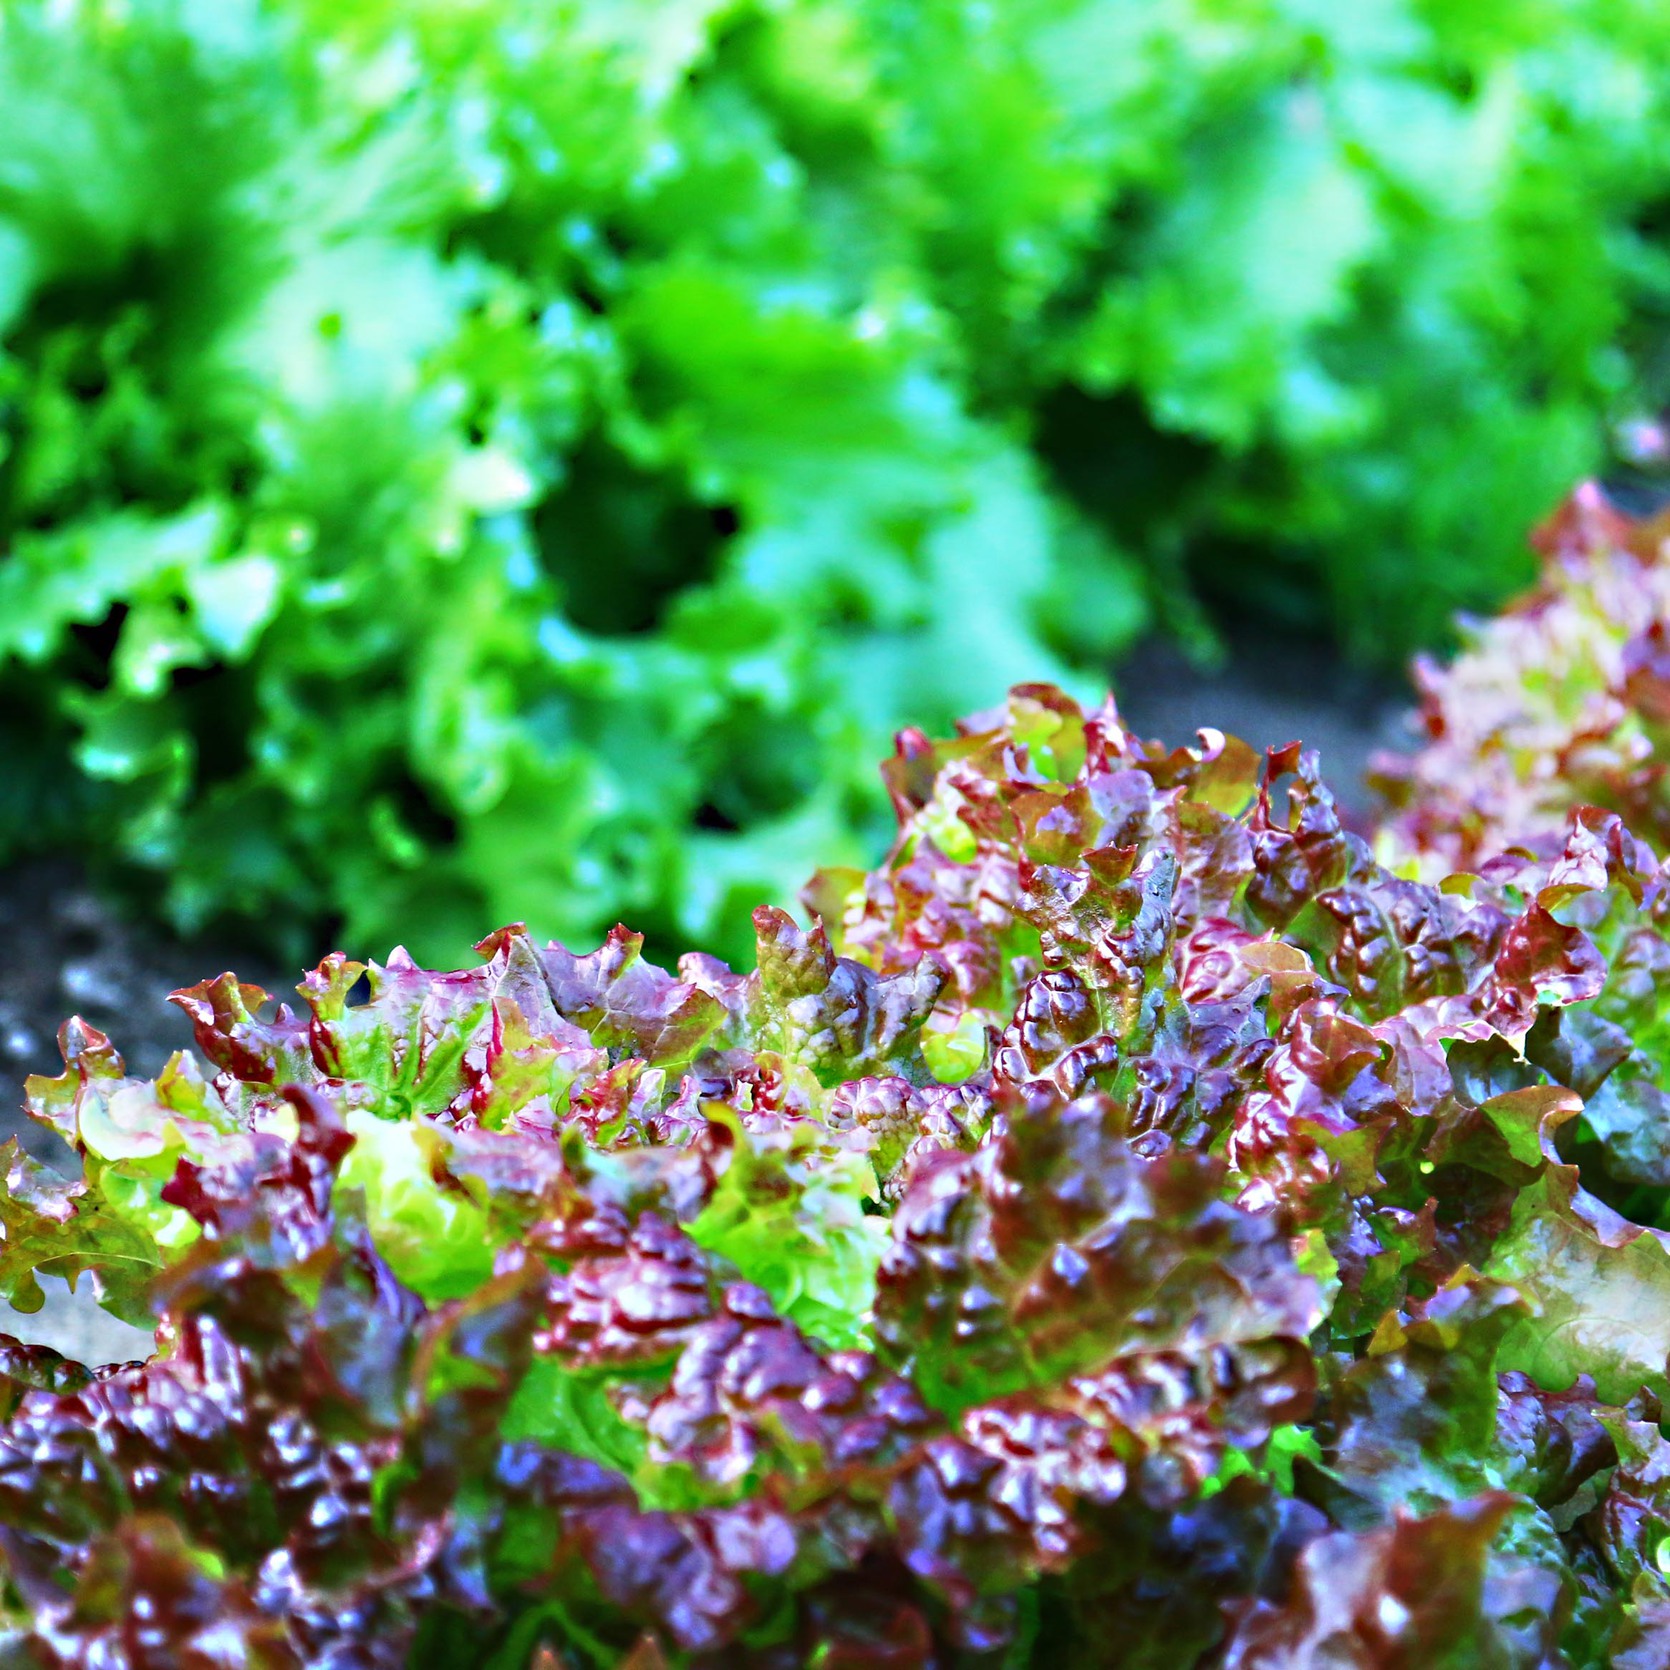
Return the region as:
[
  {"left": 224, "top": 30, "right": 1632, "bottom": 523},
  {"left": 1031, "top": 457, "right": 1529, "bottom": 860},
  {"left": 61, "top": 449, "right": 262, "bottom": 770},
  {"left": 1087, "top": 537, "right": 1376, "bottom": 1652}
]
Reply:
[
  {"left": 11, "top": 493, "right": 1670, "bottom": 1662},
  {"left": 8, "top": 0, "right": 1670, "bottom": 964}
]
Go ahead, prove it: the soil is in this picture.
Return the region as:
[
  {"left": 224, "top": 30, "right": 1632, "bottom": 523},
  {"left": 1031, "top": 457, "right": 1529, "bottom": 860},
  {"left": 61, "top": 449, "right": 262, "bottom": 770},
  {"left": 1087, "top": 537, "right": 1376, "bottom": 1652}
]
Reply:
[
  {"left": 1111, "top": 623, "right": 1410, "bottom": 821},
  {"left": 0, "top": 861, "right": 286, "bottom": 1155},
  {"left": 0, "top": 861, "right": 284, "bottom": 1364},
  {"left": 0, "top": 629, "right": 1413, "bottom": 1363}
]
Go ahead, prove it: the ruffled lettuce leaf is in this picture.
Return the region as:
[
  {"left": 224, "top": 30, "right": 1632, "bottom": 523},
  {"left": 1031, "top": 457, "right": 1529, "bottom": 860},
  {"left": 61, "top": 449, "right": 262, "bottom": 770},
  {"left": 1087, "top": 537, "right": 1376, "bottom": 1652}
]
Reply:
[{"left": 9, "top": 684, "right": 1670, "bottom": 1662}]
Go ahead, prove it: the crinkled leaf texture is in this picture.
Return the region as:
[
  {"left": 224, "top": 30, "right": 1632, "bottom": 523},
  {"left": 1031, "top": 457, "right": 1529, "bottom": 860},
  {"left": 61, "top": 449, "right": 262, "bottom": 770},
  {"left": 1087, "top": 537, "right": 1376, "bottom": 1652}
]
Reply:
[
  {"left": 13, "top": 684, "right": 1670, "bottom": 1664},
  {"left": 1376, "top": 484, "right": 1670, "bottom": 876}
]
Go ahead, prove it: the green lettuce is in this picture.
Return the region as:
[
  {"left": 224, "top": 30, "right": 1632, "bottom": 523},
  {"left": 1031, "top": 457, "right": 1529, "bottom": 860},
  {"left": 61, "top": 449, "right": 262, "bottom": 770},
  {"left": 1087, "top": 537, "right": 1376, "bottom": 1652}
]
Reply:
[{"left": 8, "top": 0, "right": 1670, "bottom": 965}]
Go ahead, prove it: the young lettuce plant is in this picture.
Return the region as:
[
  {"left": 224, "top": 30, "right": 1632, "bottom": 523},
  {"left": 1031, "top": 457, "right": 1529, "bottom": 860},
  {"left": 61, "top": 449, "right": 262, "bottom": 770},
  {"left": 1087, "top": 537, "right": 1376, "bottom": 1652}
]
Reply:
[
  {"left": 7, "top": 682, "right": 1670, "bottom": 1663},
  {"left": 1375, "top": 481, "right": 1670, "bottom": 872}
]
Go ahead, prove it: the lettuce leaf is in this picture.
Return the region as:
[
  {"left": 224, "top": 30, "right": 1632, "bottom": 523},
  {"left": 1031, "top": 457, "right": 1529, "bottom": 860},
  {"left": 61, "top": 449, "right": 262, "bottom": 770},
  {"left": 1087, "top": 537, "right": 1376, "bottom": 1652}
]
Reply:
[{"left": 10, "top": 678, "right": 1670, "bottom": 1661}]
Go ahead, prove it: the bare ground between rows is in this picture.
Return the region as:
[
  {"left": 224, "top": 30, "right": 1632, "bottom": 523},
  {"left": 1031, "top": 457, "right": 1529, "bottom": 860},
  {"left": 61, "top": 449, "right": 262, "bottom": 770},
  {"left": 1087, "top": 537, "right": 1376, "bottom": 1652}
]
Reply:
[{"left": 0, "top": 862, "right": 286, "bottom": 1363}]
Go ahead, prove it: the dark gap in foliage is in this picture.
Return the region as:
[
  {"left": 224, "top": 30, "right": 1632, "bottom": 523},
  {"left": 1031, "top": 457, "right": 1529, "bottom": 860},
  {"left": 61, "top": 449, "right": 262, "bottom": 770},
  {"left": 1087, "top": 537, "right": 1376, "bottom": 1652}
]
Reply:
[
  {"left": 0, "top": 681, "right": 111, "bottom": 860},
  {"left": 1033, "top": 384, "right": 1329, "bottom": 645},
  {"left": 1558, "top": 1126, "right": 1667, "bottom": 1228},
  {"left": 222, "top": 455, "right": 260, "bottom": 500},
  {"left": 1191, "top": 532, "right": 1331, "bottom": 641},
  {"left": 621, "top": 914, "right": 694, "bottom": 983},
  {"left": 571, "top": 282, "right": 609, "bottom": 317},
  {"left": 13, "top": 249, "right": 171, "bottom": 342},
  {"left": 388, "top": 771, "right": 461, "bottom": 851},
  {"left": 1020, "top": 189, "right": 1161, "bottom": 370},
  {"left": 1435, "top": 62, "right": 1478, "bottom": 101},
  {"left": 1184, "top": 437, "right": 1331, "bottom": 640},
  {"left": 1035, "top": 386, "right": 1217, "bottom": 548},
  {"left": 169, "top": 663, "right": 257, "bottom": 791},
  {"left": 599, "top": 223, "right": 636, "bottom": 263},
  {"left": 693, "top": 800, "right": 739, "bottom": 833},
  {"left": 826, "top": 591, "right": 868, "bottom": 632},
  {"left": 534, "top": 432, "right": 728, "bottom": 637},
  {"left": 1629, "top": 191, "right": 1670, "bottom": 279},
  {"left": 65, "top": 605, "right": 129, "bottom": 693},
  {"left": 692, "top": 706, "right": 822, "bottom": 831}
]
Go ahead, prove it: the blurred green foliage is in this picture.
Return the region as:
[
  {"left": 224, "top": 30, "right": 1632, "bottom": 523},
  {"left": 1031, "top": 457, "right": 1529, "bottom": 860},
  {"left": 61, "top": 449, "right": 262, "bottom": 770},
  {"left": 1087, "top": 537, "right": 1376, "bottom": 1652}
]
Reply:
[{"left": 3, "top": 0, "right": 1670, "bottom": 964}]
